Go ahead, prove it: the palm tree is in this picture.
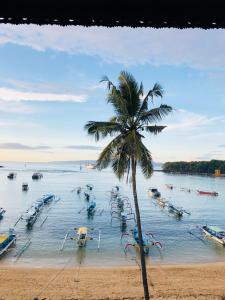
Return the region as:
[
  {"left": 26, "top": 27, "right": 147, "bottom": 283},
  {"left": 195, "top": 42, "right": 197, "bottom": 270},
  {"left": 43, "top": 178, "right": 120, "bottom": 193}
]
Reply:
[{"left": 84, "top": 71, "right": 172, "bottom": 300}]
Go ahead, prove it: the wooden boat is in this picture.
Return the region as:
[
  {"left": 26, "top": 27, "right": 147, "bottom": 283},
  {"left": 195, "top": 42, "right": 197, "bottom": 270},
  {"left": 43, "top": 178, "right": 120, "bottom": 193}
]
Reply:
[
  {"left": 148, "top": 188, "right": 161, "bottom": 198},
  {"left": 0, "top": 229, "right": 16, "bottom": 256},
  {"left": 7, "top": 172, "right": 17, "bottom": 179},
  {"left": 87, "top": 201, "right": 96, "bottom": 215},
  {"left": 0, "top": 208, "right": 6, "bottom": 219},
  {"left": 202, "top": 225, "right": 225, "bottom": 245},
  {"left": 197, "top": 190, "right": 218, "bottom": 196},
  {"left": 22, "top": 183, "right": 29, "bottom": 191},
  {"left": 121, "top": 227, "right": 162, "bottom": 255},
  {"left": 32, "top": 172, "right": 43, "bottom": 180},
  {"left": 165, "top": 184, "right": 173, "bottom": 190},
  {"left": 167, "top": 203, "right": 183, "bottom": 217},
  {"left": 157, "top": 198, "right": 167, "bottom": 208}
]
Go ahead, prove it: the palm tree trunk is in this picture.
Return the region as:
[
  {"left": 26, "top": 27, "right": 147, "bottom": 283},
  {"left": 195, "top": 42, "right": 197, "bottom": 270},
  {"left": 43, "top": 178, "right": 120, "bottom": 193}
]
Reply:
[{"left": 131, "top": 156, "right": 150, "bottom": 300}]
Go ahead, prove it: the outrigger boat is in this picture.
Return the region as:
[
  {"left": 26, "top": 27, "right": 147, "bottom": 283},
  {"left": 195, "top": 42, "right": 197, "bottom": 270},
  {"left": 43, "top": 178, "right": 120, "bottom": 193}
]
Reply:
[
  {"left": 22, "top": 183, "right": 29, "bottom": 191},
  {"left": 20, "top": 194, "right": 56, "bottom": 228},
  {"left": 197, "top": 190, "right": 218, "bottom": 196},
  {"left": 121, "top": 227, "right": 162, "bottom": 255},
  {"left": 87, "top": 200, "right": 96, "bottom": 215},
  {"left": 60, "top": 226, "right": 101, "bottom": 251},
  {"left": 148, "top": 188, "right": 161, "bottom": 198},
  {"left": 32, "top": 172, "right": 43, "bottom": 180},
  {"left": 0, "top": 228, "right": 16, "bottom": 256},
  {"left": 167, "top": 203, "right": 184, "bottom": 217},
  {"left": 165, "top": 184, "right": 173, "bottom": 190},
  {"left": 86, "top": 184, "right": 94, "bottom": 191},
  {"left": 202, "top": 225, "right": 225, "bottom": 245},
  {"left": 7, "top": 172, "right": 17, "bottom": 179},
  {"left": 0, "top": 208, "right": 6, "bottom": 219}
]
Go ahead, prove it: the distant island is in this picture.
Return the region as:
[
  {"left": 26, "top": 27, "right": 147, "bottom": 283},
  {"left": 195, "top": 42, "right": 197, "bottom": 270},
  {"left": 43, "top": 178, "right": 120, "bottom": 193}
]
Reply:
[{"left": 162, "top": 160, "right": 225, "bottom": 176}]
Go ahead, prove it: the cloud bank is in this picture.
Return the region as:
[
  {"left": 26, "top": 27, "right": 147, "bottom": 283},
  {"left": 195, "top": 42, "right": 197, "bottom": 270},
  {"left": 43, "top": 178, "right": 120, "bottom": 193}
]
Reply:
[
  {"left": 0, "top": 87, "right": 86, "bottom": 103},
  {"left": 0, "top": 25, "right": 225, "bottom": 69}
]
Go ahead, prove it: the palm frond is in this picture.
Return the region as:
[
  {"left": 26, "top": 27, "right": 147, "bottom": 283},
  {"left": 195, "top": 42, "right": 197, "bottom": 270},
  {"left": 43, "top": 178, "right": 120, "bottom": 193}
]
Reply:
[
  {"left": 96, "top": 135, "right": 123, "bottom": 170},
  {"left": 84, "top": 121, "right": 122, "bottom": 141},
  {"left": 118, "top": 71, "right": 141, "bottom": 117},
  {"left": 139, "top": 104, "right": 172, "bottom": 124},
  {"left": 144, "top": 125, "right": 167, "bottom": 135}
]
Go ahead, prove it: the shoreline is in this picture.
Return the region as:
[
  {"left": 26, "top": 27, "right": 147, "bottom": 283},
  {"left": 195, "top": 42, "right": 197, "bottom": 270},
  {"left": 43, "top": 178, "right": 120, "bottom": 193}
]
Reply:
[{"left": 1, "top": 262, "right": 225, "bottom": 299}]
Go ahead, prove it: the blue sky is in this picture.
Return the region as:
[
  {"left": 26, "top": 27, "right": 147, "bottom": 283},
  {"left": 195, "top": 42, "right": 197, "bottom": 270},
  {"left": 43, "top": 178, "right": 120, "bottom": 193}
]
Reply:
[{"left": 0, "top": 25, "right": 224, "bottom": 162}]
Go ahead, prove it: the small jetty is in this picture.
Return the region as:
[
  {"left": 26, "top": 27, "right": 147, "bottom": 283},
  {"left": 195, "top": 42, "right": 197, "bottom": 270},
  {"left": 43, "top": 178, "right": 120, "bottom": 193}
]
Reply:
[{"left": 32, "top": 172, "right": 43, "bottom": 180}]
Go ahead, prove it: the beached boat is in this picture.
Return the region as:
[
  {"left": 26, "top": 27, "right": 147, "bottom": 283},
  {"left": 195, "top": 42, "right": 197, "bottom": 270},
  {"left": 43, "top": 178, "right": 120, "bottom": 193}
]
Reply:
[
  {"left": 7, "top": 172, "right": 17, "bottom": 179},
  {"left": 148, "top": 188, "right": 161, "bottom": 198},
  {"left": 197, "top": 190, "right": 218, "bottom": 196},
  {"left": 165, "top": 184, "right": 173, "bottom": 190},
  {"left": 0, "top": 207, "right": 6, "bottom": 219},
  {"left": 22, "top": 183, "right": 29, "bottom": 191},
  {"left": 202, "top": 225, "right": 225, "bottom": 245},
  {"left": 32, "top": 172, "right": 43, "bottom": 180},
  {"left": 0, "top": 229, "right": 16, "bottom": 256}
]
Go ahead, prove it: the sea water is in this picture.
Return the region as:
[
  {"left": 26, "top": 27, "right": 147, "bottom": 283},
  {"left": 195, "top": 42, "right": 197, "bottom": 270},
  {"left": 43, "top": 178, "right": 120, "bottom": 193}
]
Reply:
[{"left": 0, "top": 162, "right": 225, "bottom": 267}]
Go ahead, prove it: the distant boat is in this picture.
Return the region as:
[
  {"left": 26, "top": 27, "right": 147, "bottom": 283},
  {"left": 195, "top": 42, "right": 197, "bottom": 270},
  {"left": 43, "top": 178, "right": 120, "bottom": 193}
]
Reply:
[
  {"left": 32, "top": 172, "right": 43, "bottom": 180},
  {"left": 197, "top": 190, "right": 218, "bottom": 196},
  {"left": 165, "top": 184, "right": 173, "bottom": 190},
  {"left": 22, "top": 183, "right": 29, "bottom": 191},
  {"left": 7, "top": 172, "right": 17, "bottom": 179},
  {"left": 85, "top": 163, "right": 95, "bottom": 169}
]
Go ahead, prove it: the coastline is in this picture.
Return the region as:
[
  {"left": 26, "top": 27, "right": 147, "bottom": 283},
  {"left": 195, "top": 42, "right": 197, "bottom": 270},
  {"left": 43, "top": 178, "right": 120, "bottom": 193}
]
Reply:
[{"left": 1, "top": 262, "right": 225, "bottom": 299}]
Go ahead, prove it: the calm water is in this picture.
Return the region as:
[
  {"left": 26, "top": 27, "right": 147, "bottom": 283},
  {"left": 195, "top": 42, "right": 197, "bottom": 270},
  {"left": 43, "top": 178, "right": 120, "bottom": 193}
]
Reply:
[{"left": 0, "top": 162, "right": 225, "bottom": 268}]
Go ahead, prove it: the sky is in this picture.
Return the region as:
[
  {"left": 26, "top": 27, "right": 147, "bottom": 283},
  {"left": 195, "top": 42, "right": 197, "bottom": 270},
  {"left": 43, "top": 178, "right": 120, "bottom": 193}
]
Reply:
[{"left": 0, "top": 25, "right": 225, "bottom": 162}]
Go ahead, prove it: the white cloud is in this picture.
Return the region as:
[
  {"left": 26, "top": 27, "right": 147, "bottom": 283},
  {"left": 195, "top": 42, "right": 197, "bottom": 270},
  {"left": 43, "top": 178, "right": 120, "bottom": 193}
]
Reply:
[
  {"left": 164, "top": 109, "right": 225, "bottom": 131},
  {"left": 0, "top": 87, "right": 86, "bottom": 102},
  {"left": 0, "top": 25, "right": 225, "bottom": 69}
]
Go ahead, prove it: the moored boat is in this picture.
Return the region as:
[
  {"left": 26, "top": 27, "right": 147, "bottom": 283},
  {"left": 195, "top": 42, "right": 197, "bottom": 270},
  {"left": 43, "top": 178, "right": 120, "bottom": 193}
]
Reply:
[
  {"left": 7, "top": 172, "right": 17, "bottom": 179},
  {"left": 22, "top": 183, "right": 29, "bottom": 191},
  {"left": 167, "top": 203, "right": 183, "bottom": 217},
  {"left": 0, "top": 228, "right": 16, "bottom": 256},
  {"left": 202, "top": 225, "right": 225, "bottom": 245},
  {"left": 197, "top": 190, "right": 218, "bottom": 196},
  {"left": 148, "top": 188, "right": 161, "bottom": 198},
  {"left": 0, "top": 207, "right": 6, "bottom": 219},
  {"left": 165, "top": 184, "right": 173, "bottom": 190},
  {"left": 32, "top": 172, "right": 43, "bottom": 180}
]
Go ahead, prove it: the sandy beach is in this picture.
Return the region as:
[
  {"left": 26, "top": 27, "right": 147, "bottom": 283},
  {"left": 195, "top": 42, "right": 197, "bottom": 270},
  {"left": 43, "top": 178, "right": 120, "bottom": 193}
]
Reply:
[{"left": 1, "top": 262, "right": 225, "bottom": 300}]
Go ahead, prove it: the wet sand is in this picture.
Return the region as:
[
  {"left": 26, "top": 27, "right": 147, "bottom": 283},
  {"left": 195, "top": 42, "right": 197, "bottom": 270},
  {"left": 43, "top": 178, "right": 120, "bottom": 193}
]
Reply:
[{"left": 1, "top": 263, "right": 225, "bottom": 299}]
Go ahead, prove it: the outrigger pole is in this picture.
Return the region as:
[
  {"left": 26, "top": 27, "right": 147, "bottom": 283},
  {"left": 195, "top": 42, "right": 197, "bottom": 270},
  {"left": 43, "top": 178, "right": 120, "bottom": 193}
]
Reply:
[
  {"left": 14, "top": 238, "right": 32, "bottom": 262},
  {"left": 60, "top": 230, "right": 70, "bottom": 251},
  {"left": 97, "top": 230, "right": 101, "bottom": 251}
]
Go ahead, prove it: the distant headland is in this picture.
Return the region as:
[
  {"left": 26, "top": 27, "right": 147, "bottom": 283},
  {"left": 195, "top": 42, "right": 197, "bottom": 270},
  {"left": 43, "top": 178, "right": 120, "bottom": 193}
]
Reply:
[{"left": 162, "top": 159, "right": 225, "bottom": 176}]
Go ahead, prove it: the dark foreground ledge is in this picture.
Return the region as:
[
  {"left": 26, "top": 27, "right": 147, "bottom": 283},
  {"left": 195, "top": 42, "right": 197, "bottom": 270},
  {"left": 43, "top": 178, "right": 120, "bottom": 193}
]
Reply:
[{"left": 0, "top": 0, "right": 225, "bottom": 28}]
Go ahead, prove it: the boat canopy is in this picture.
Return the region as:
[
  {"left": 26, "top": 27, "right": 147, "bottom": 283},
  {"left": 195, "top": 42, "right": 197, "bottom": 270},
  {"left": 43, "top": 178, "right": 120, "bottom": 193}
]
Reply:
[{"left": 208, "top": 226, "right": 224, "bottom": 233}]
